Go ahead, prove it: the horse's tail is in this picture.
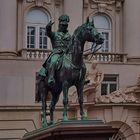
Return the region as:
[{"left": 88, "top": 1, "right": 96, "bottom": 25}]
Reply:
[
  {"left": 36, "top": 74, "right": 47, "bottom": 102},
  {"left": 36, "top": 75, "right": 41, "bottom": 102}
]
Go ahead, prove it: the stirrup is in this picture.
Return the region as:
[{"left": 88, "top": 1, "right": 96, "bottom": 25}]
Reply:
[{"left": 48, "top": 77, "right": 55, "bottom": 86}]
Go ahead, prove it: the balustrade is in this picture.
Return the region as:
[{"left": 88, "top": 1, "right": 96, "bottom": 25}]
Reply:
[
  {"left": 19, "top": 49, "right": 128, "bottom": 63},
  {"left": 84, "top": 52, "right": 127, "bottom": 63},
  {"left": 18, "top": 48, "right": 51, "bottom": 60}
]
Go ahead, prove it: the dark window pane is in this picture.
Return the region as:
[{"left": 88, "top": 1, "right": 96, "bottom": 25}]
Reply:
[
  {"left": 27, "top": 36, "right": 29, "bottom": 44},
  {"left": 40, "top": 30, "right": 42, "bottom": 36},
  {"left": 103, "top": 76, "right": 117, "bottom": 82},
  {"left": 39, "top": 27, "right": 47, "bottom": 49},
  {"left": 110, "top": 84, "right": 117, "bottom": 93},
  {"left": 30, "top": 45, "right": 35, "bottom": 48},
  {"left": 43, "top": 37, "right": 47, "bottom": 45},
  {"left": 43, "top": 45, "right": 47, "bottom": 49},
  {"left": 101, "top": 84, "right": 107, "bottom": 95},
  {"left": 31, "top": 36, "right": 35, "bottom": 44},
  {"left": 31, "top": 28, "right": 35, "bottom": 35},
  {"left": 40, "top": 37, "right": 42, "bottom": 44},
  {"left": 105, "top": 33, "right": 108, "bottom": 40}
]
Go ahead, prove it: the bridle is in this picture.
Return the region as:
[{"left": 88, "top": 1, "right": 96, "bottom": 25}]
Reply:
[{"left": 83, "top": 42, "right": 103, "bottom": 60}]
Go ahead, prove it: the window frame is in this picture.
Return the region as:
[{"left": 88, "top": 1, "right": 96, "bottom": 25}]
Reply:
[
  {"left": 101, "top": 74, "right": 119, "bottom": 95},
  {"left": 26, "top": 23, "right": 47, "bottom": 49},
  {"left": 98, "top": 29, "right": 111, "bottom": 52},
  {"left": 93, "top": 15, "right": 112, "bottom": 53},
  {"left": 25, "top": 8, "right": 50, "bottom": 49}
]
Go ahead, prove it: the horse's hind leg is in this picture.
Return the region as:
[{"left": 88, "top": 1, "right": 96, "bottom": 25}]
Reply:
[
  {"left": 49, "top": 93, "right": 60, "bottom": 124},
  {"left": 39, "top": 76, "right": 48, "bottom": 127},
  {"left": 62, "top": 81, "right": 69, "bottom": 121},
  {"left": 76, "top": 83, "right": 86, "bottom": 120}
]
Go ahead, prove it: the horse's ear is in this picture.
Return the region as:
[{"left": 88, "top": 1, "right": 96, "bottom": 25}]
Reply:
[
  {"left": 92, "top": 18, "right": 95, "bottom": 27},
  {"left": 92, "top": 18, "right": 94, "bottom": 24},
  {"left": 86, "top": 17, "right": 89, "bottom": 24}
]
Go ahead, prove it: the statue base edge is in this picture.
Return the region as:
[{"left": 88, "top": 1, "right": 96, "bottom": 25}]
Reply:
[{"left": 22, "top": 120, "right": 118, "bottom": 140}]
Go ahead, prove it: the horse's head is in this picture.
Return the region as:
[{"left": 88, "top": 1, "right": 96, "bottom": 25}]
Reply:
[{"left": 82, "top": 17, "right": 104, "bottom": 45}]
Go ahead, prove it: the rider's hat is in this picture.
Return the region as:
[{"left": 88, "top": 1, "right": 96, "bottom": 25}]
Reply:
[{"left": 58, "top": 15, "right": 70, "bottom": 25}]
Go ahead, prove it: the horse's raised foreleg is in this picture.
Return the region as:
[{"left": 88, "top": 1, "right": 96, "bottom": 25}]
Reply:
[
  {"left": 62, "top": 81, "right": 69, "bottom": 121},
  {"left": 76, "top": 83, "right": 86, "bottom": 120},
  {"left": 49, "top": 93, "right": 60, "bottom": 124}
]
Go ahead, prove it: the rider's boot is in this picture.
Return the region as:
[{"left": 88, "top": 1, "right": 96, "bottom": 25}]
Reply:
[{"left": 48, "top": 63, "right": 56, "bottom": 87}]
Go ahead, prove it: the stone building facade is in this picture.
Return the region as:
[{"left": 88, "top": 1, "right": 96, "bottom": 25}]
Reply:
[{"left": 0, "top": 0, "right": 140, "bottom": 139}]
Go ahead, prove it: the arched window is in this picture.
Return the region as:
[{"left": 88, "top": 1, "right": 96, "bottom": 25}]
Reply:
[
  {"left": 26, "top": 8, "right": 49, "bottom": 49},
  {"left": 93, "top": 15, "right": 111, "bottom": 52}
]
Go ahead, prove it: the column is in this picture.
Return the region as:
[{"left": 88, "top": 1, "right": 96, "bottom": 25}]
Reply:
[
  {"left": 0, "top": 0, "right": 17, "bottom": 53},
  {"left": 123, "top": 0, "right": 140, "bottom": 57}
]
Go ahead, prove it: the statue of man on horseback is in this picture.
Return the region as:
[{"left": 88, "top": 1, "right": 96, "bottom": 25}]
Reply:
[{"left": 37, "top": 16, "right": 104, "bottom": 127}]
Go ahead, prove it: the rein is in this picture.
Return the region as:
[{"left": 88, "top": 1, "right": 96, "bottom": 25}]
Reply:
[{"left": 83, "top": 43, "right": 102, "bottom": 61}]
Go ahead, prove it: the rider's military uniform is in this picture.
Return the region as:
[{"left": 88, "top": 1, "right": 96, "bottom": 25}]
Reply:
[{"left": 38, "top": 15, "right": 71, "bottom": 85}]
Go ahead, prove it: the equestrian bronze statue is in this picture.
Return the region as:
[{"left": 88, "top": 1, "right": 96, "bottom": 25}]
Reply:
[{"left": 38, "top": 16, "right": 104, "bottom": 127}]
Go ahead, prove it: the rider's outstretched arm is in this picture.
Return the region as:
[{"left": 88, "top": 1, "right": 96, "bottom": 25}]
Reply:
[{"left": 46, "top": 21, "right": 54, "bottom": 38}]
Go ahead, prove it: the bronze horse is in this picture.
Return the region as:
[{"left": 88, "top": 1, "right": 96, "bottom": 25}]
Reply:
[{"left": 39, "top": 18, "right": 104, "bottom": 127}]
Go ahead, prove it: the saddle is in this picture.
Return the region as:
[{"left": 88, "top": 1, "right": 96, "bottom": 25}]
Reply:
[{"left": 42, "top": 51, "right": 64, "bottom": 74}]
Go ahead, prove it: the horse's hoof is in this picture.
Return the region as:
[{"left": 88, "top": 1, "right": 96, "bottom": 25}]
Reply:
[
  {"left": 42, "top": 122, "right": 48, "bottom": 128},
  {"left": 63, "top": 116, "right": 68, "bottom": 121},
  {"left": 81, "top": 114, "right": 87, "bottom": 120},
  {"left": 48, "top": 121, "right": 54, "bottom": 125}
]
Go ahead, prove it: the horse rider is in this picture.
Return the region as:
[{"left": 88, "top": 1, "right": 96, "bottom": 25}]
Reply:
[{"left": 38, "top": 15, "right": 71, "bottom": 87}]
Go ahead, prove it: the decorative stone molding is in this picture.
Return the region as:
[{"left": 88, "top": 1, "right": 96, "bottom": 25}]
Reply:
[
  {"left": 55, "top": 0, "right": 63, "bottom": 6},
  {"left": 89, "top": 0, "right": 124, "bottom": 13},
  {"left": 133, "top": 118, "right": 140, "bottom": 126},
  {"left": 35, "top": 0, "right": 44, "bottom": 6},
  {"left": 90, "top": 0, "right": 114, "bottom": 12},
  {"left": 69, "top": 87, "right": 96, "bottom": 104},
  {"left": 95, "top": 74, "right": 140, "bottom": 104},
  {"left": 115, "top": 0, "right": 124, "bottom": 12},
  {"left": 26, "top": 0, "right": 51, "bottom": 6},
  {"left": 83, "top": 0, "right": 89, "bottom": 8},
  {"left": 95, "top": 90, "right": 138, "bottom": 103},
  {"left": 26, "top": 0, "right": 34, "bottom": 3}
]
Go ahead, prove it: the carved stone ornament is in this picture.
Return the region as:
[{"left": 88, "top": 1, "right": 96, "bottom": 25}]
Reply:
[
  {"left": 95, "top": 76, "right": 140, "bottom": 104},
  {"left": 115, "top": 0, "right": 124, "bottom": 12},
  {"left": 95, "top": 74, "right": 140, "bottom": 104},
  {"left": 83, "top": 0, "right": 89, "bottom": 8},
  {"left": 55, "top": 0, "right": 63, "bottom": 6},
  {"left": 95, "top": 90, "right": 138, "bottom": 104},
  {"left": 26, "top": 0, "right": 35, "bottom": 2},
  {"left": 26, "top": 0, "right": 51, "bottom": 5},
  {"left": 90, "top": 0, "right": 124, "bottom": 12},
  {"left": 35, "top": 0, "right": 44, "bottom": 6}
]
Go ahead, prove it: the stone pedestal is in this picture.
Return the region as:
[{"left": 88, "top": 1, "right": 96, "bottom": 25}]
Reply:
[{"left": 22, "top": 120, "right": 118, "bottom": 140}]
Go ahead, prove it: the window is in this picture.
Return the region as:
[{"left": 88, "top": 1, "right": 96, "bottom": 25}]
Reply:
[
  {"left": 26, "top": 9, "right": 49, "bottom": 49},
  {"left": 93, "top": 15, "right": 111, "bottom": 52},
  {"left": 101, "top": 74, "right": 119, "bottom": 95}
]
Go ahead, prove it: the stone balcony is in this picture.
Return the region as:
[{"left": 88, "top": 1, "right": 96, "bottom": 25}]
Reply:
[
  {"left": 18, "top": 48, "right": 52, "bottom": 60},
  {"left": 84, "top": 52, "right": 128, "bottom": 63},
  {"left": 18, "top": 48, "right": 128, "bottom": 63}
]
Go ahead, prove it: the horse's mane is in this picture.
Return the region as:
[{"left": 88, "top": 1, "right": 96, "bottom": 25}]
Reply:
[
  {"left": 72, "top": 23, "right": 86, "bottom": 38},
  {"left": 68, "top": 23, "right": 87, "bottom": 49}
]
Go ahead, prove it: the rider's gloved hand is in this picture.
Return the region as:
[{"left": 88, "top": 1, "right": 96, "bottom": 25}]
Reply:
[{"left": 46, "top": 20, "right": 54, "bottom": 29}]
